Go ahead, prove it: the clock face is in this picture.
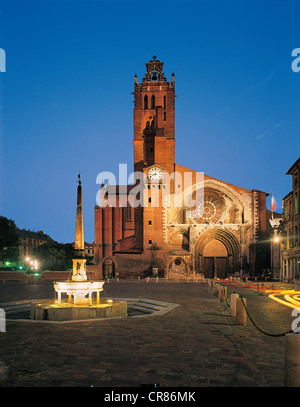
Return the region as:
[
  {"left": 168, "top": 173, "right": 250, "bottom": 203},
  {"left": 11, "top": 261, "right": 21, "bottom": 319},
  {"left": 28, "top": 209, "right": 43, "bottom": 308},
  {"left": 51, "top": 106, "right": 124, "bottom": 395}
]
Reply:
[{"left": 148, "top": 167, "right": 162, "bottom": 181}]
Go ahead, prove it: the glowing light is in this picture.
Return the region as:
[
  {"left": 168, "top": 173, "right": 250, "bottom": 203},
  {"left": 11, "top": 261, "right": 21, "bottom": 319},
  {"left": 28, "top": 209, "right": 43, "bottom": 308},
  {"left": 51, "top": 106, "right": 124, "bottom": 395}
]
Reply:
[
  {"left": 274, "top": 236, "right": 279, "bottom": 242},
  {"left": 269, "top": 290, "right": 300, "bottom": 310}
]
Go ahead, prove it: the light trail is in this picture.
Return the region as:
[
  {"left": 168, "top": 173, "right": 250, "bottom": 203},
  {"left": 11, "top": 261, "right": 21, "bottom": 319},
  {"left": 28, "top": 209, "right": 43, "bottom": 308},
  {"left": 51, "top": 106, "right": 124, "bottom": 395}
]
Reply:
[
  {"left": 268, "top": 290, "right": 300, "bottom": 310},
  {"left": 216, "top": 278, "right": 300, "bottom": 310}
]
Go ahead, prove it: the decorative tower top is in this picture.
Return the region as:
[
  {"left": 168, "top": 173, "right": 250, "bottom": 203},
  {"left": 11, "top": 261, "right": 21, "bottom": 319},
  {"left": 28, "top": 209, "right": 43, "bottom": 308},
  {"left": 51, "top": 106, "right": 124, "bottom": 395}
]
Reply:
[{"left": 143, "top": 56, "right": 167, "bottom": 83}]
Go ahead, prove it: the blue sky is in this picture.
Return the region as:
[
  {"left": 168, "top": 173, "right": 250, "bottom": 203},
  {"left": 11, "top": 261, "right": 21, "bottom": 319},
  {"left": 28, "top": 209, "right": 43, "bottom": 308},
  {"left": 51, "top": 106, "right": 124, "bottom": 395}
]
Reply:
[{"left": 0, "top": 0, "right": 299, "bottom": 244}]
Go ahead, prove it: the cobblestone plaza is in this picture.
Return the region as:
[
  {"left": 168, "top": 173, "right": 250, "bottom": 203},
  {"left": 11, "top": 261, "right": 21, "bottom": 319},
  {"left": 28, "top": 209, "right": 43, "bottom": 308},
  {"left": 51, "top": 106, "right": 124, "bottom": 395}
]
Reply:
[{"left": 0, "top": 279, "right": 297, "bottom": 387}]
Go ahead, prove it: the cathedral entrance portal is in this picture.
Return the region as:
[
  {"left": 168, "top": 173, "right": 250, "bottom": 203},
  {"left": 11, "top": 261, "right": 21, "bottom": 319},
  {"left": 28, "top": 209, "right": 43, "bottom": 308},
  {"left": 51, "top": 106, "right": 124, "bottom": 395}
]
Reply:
[
  {"left": 202, "top": 240, "right": 227, "bottom": 278},
  {"left": 195, "top": 228, "right": 240, "bottom": 278}
]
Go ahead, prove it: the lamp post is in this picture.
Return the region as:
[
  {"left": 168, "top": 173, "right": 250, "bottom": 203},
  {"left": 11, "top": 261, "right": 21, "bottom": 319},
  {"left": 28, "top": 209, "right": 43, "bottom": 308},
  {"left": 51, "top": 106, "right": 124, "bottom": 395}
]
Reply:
[{"left": 272, "top": 233, "right": 280, "bottom": 280}]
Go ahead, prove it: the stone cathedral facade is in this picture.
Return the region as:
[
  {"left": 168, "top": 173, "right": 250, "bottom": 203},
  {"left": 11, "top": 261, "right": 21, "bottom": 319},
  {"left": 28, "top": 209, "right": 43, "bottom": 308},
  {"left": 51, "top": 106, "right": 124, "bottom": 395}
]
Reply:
[{"left": 94, "top": 57, "right": 271, "bottom": 279}]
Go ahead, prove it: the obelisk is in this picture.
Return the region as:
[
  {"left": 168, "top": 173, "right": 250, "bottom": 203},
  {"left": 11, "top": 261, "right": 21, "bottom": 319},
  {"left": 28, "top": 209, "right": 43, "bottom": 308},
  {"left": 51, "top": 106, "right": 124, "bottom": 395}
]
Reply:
[
  {"left": 72, "top": 173, "right": 87, "bottom": 281},
  {"left": 75, "top": 173, "right": 84, "bottom": 251}
]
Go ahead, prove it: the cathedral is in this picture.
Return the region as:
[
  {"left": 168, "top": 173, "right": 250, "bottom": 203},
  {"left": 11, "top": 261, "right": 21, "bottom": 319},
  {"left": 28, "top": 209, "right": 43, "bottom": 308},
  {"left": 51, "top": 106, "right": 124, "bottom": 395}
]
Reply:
[{"left": 94, "top": 57, "right": 271, "bottom": 279}]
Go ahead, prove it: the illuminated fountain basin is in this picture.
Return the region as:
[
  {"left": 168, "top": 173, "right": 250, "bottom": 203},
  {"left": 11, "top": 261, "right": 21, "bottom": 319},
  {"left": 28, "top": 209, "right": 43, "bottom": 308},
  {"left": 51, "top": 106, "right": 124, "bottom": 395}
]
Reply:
[
  {"left": 54, "top": 280, "right": 105, "bottom": 306},
  {"left": 31, "top": 280, "right": 127, "bottom": 321}
]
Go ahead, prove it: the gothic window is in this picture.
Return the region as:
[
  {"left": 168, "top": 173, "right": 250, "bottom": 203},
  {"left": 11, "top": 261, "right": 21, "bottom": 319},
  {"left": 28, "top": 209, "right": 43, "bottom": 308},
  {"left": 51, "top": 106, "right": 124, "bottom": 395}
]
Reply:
[
  {"left": 126, "top": 204, "right": 132, "bottom": 221},
  {"left": 163, "top": 111, "right": 166, "bottom": 121},
  {"left": 144, "top": 95, "right": 148, "bottom": 109},
  {"left": 151, "top": 95, "right": 155, "bottom": 109},
  {"left": 151, "top": 120, "right": 154, "bottom": 130},
  {"left": 164, "top": 95, "right": 166, "bottom": 109}
]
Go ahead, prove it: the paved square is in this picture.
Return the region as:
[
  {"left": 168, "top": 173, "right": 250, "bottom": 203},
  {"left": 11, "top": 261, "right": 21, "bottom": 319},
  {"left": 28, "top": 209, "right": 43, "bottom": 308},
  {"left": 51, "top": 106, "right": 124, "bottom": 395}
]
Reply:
[{"left": 0, "top": 280, "right": 294, "bottom": 387}]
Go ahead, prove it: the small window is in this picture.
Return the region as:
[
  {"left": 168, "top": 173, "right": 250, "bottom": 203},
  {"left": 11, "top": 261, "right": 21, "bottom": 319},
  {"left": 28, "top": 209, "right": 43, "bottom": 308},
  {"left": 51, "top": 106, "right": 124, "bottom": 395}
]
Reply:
[
  {"left": 151, "top": 95, "right": 155, "bottom": 109},
  {"left": 126, "top": 204, "right": 132, "bottom": 220},
  {"left": 148, "top": 220, "right": 152, "bottom": 225},
  {"left": 144, "top": 95, "right": 148, "bottom": 109},
  {"left": 149, "top": 240, "right": 152, "bottom": 244},
  {"left": 164, "top": 95, "right": 166, "bottom": 109},
  {"left": 149, "top": 197, "right": 151, "bottom": 203},
  {"left": 163, "top": 111, "right": 166, "bottom": 121}
]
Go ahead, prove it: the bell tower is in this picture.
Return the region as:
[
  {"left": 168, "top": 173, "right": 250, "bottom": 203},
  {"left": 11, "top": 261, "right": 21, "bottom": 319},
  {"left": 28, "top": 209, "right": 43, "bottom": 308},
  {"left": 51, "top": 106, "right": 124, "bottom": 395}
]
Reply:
[
  {"left": 132, "top": 57, "right": 176, "bottom": 252},
  {"left": 133, "top": 56, "right": 175, "bottom": 175}
]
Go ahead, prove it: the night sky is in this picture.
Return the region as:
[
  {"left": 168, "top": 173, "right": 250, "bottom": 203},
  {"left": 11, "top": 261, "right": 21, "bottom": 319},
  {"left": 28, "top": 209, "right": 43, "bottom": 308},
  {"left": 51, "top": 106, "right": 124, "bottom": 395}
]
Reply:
[{"left": 0, "top": 0, "right": 299, "bottom": 244}]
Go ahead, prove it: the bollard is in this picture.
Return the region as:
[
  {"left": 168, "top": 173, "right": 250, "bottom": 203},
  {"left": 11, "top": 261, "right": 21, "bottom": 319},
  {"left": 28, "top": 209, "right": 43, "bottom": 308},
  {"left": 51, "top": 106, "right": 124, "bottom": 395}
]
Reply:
[
  {"left": 117, "top": 278, "right": 119, "bottom": 283},
  {"left": 138, "top": 276, "right": 140, "bottom": 282},
  {"left": 236, "top": 298, "right": 247, "bottom": 326},
  {"left": 285, "top": 333, "right": 300, "bottom": 386},
  {"left": 156, "top": 277, "right": 159, "bottom": 283},
  {"left": 217, "top": 285, "right": 223, "bottom": 299},
  {"left": 146, "top": 277, "right": 149, "bottom": 283},
  {"left": 214, "top": 284, "right": 219, "bottom": 296},
  {"left": 230, "top": 294, "right": 239, "bottom": 316},
  {"left": 221, "top": 286, "right": 227, "bottom": 302}
]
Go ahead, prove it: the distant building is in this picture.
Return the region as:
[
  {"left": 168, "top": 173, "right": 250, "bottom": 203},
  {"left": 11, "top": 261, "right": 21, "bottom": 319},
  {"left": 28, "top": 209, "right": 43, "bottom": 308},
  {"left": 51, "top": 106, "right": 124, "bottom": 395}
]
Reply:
[
  {"left": 71, "top": 242, "right": 95, "bottom": 258},
  {"left": 281, "top": 157, "right": 300, "bottom": 282},
  {"left": 17, "top": 229, "right": 53, "bottom": 259}
]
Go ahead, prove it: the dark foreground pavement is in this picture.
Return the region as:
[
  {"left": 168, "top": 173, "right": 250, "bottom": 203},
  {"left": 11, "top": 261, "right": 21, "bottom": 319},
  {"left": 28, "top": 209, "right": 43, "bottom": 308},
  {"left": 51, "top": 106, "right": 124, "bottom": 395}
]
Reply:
[{"left": 0, "top": 279, "right": 296, "bottom": 387}]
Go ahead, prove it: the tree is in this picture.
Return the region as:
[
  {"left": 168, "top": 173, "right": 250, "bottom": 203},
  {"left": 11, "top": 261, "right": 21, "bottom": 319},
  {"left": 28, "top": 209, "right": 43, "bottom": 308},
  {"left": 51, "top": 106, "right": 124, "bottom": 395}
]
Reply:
[
  {"left": 0, "top": 216, "right": 19, "bottom": 262},
  {"left": 32, "top": 242, "right": 77, "bottom": 271}
]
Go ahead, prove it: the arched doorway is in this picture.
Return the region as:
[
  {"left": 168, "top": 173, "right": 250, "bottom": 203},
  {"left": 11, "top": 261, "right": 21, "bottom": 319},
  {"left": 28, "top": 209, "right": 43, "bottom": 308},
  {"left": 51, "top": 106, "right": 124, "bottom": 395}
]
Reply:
[
  {"left": 202, "top": 239, "right": 227, "bottom": 279},
  {"left": 101, "top": 258, "right": 116, "bottom": 279},
  {"left": 195, "top": 228, "right": 240, "bottom": 278}
]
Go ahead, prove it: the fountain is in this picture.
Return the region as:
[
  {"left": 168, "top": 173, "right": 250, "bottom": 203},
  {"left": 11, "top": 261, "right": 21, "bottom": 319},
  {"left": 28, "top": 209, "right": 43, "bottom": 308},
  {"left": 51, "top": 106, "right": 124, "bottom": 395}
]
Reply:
[{"left": 31, "top": 174, "right": 127, "bottom": 321}]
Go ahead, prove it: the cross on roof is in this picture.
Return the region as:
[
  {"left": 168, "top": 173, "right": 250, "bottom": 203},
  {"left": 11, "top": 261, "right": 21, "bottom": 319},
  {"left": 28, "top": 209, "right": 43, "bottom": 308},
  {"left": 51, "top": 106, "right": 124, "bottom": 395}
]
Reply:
[{"left": 152, "top": 55, "right": 157, "bottom": 61}]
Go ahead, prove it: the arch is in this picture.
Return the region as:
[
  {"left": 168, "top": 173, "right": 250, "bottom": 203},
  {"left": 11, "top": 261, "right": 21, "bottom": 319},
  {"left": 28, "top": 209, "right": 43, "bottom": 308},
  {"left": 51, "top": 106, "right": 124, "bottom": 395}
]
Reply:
[
  {"left": 167, "top": 178, "right": 247, "bottom": 227},
  {"left": 173, "top": 178, "right": 245, "bottom": 215},
  {"left": 141, "top": 113, "right": 156, "bottom": 132},
  {"left": 99, "top": 256, "right": 117, "bottom": 279},
  {"left": 166, "top": 256, "right": 190, "bottom": 278},
  {"left": 203, "top": 239, "right": 227, "bottom": 257},
  {"left": 168, "top": 228, "right": 189, "bottom": 250},
  {"left": 194, "top": 227, "right": 240, "bottom": 276}
]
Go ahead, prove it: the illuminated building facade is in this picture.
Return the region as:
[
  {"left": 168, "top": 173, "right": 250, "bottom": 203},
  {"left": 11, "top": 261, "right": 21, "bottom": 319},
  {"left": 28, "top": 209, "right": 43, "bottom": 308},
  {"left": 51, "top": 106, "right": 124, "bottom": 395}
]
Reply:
[
  {"left": 281, "top": 157, "right": 300, "bottom": 282},
  {"left": 94, "top": 57, "right": 271, "bottom": 279}
]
